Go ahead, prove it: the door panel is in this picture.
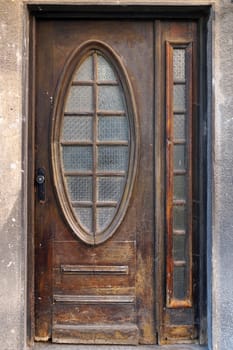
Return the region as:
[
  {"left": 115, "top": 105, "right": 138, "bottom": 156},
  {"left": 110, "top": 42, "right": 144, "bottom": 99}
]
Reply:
[{"left": 35, "top": 19, "right": 155, "bottom": 345}]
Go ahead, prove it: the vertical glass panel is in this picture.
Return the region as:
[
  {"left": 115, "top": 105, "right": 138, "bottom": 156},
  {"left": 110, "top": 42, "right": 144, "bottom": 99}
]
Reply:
[
  {"left": 97, "top": 177, "right": 125, "bottom": 202},
  {"left": 174, "top": 114, "right": 185, "bottom": 140},
  {"left": 97, "top": 146, "right": 128, "bottom": 171},
  {"left": 74, "top": 207, "right": 93, "bottom": 233},
  {"left": 173, "top": 266, "right": 186, "bottom": 299},
  {"left": 62, "top": 116, "right": 93, "bottom": 141},
  {"left": 97, "top": 55, "right": 117, "bottom": 81},
  {"left": 173, "top": 84, "right": 185, "bottom": 111},
  {"left": 73, "top": 55, "right": 93, "bottom": 81},
  {"left": 174, "top": 175, "right": 186, "bottom": 200},
  {"left": 173, "top": 144, "right": 186, "bottom": 170},
  {"left": 62, "top": 146, "right": 93, "bottom": 171},
  {"left": 65, "top": 176, "right": 92, "bottom": 201},
  {"left": 173, "top": 235, "right": 186, "bottom": 260},
  {"left": 98, "top": 116, "right": 128, "bottom": 141},
  {"left": 97, "top": 207, "right": 115, "bottom": 232},
  {"left": 173, "top": 206, "right": 186, "bottom": 230},
  {"left": 65, "top": 86, "right": 93, "bottom": 112},
  {"left": 98, "top": 86, "right": 124, "bottom": 111},
  {"left": 173, "top": 49, "right": 185, "bottom": 81}
]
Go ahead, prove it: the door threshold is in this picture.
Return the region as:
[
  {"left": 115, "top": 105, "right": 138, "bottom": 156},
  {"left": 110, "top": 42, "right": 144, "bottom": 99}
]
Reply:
[{"left": 32, "top": 343, "right": 208, "bottom": 350}]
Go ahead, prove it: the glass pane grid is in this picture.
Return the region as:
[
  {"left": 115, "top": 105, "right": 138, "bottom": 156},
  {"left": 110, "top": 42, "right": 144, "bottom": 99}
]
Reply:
[
  {"left": 173, "top": 266, "right": 186, "bottom": 300},
  {"left": 65, "top": 86, "right": 93, "bottom": 113},
  {"left": 97, "top": 54, "right": 117, "bottom": 82},
  {"left": 98, "top": 146, "right": 129, "bottom": 171},
  {"left": 173, "top": 114, "right": 186, "bottom": 140},
  {"left": 62, "top": 116, "right": 93, "bottom": 141},
  {"left": 98, "top": 86, "right": 124, "bottom": 111},
  {"left": 98, "top": 116, "right": 128, "bottom": 141},
  {"left": 65, "top": 176, "right": 92, "bottom": 202},
  {"left": 62, "top": 146, "right": 93, "bottom": 171},
  {"left": 73, "top": 55, "right": 94, "bottom": 81},
  {"left": 97, "top": 207, "right": 116, "bottom": 232},
  {"left": 74, "top": 207, "right": 93, "bottom": 234},
  {"left": 97, "top": 176, "right": 125, "bottom": 202},
  {"left": 61, "top": 52, "right": 130, "bottom": 235},
  {"left": 173, "top": 49, "right": 185, "bottom": 81}
]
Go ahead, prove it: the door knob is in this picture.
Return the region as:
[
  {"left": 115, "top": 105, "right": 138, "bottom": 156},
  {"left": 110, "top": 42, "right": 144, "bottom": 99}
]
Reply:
[{"left": 36, "top": 168, "right": 46, "bottom": 202}]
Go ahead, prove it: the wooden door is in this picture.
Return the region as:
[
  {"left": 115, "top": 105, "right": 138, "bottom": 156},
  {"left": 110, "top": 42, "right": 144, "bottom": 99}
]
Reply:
[
  {"left": 34, "top": 19, "right": 155, "bottom": 345},
  {"left": 33, "top": 17, "right": 201, "bottom": 346}
]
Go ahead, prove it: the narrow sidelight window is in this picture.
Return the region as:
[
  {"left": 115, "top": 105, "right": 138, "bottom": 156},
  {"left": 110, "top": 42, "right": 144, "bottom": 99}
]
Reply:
[{"left": 166, "top": 42, "right": 193, "bottom": 308}]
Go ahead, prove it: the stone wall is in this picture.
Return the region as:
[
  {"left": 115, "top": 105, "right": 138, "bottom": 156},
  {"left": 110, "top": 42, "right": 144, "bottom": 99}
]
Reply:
[{"left": 0, "top": 0, "right": 233, "bottom": 349}]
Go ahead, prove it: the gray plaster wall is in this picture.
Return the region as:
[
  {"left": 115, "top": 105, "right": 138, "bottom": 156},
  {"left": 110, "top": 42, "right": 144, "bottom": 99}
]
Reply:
[
  {"left": 0, "top": 0, "right": 233, "bottom": 349},
  {"left": 213, "top": 1, "right": 233, "bottom": 349}
]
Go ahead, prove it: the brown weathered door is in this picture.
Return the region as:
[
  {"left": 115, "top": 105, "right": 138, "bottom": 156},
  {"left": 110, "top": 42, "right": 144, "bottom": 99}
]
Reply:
[
  {"left": 34, "top": 19, "right": 155, "bottom": 345},
  {"left": 33, "top": 17, "right": 201, "bottom": 346}
]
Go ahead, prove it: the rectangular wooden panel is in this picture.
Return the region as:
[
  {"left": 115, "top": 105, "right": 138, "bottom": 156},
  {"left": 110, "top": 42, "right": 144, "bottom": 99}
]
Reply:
[{"left": 52, "top": 323, "right": 139, "bottom": 345}]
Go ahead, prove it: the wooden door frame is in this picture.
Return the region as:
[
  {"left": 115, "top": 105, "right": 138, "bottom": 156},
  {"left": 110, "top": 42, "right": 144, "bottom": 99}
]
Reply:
[{"left": 27, "top": 3, "right": 211, "bottom": 346}]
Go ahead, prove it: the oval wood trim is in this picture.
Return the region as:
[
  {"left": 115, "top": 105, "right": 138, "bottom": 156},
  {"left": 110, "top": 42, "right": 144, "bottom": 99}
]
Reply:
[{"left": 51, "top": 40, "right": 139, "bottom": 245}]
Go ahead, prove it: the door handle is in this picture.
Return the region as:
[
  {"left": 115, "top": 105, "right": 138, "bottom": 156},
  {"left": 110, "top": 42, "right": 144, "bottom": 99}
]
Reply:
[{"left": 36, "top": 168, "right": 46, "bottom": 202}]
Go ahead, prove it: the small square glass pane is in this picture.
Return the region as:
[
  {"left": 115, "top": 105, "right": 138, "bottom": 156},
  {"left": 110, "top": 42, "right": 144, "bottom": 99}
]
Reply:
[
  {"left": 173, "top": 234, "right": 186, "bottom": 261},
  {"left": 173, "top": 84, "right": 185, "bottom": 111},
  {"left": 173, "top": 175, "right": 186, "bottom": 200},
  {"left": 97, "top": 55, "right": 117, "bottom": 81},
  {"left": 173, "top": 205, "right": 186, "bottom": 230},
  {"left": 65, "top": 86, "right": 93, "bottom": 113},
  {"left": 174, "top": 144, "right": 186, "bottom": 170},
  {"left": 98, "top": 116, "right": 128, "bottom": 141},
  {"left": 65, "top": 176, "right": 92, "bottom": 202},
  {"left": 98, "top": 86, "right": 124, "bottom": 111},
  {"left": 74, "top": 207, "right": 93, "bottom": 233},
  {"left": 97, "top": 177, "right": 125, "bottom": 202},
  {"left": 173, "top": 266, "right": 186, "bottom": 300},
  {"left": 97, "top": 207, "right": 115, "bottom": 232},
  {"left": 173, "top": 49, "right": 185, "bottom": 81},
  {"left": 73, "top": 55, "right": 93, "bottom": 81},
  {"left": 62, "top": 116, "right": 92, "bottom": 141},
  {"left": 62, "top": 146, "right": 93, "bottom": 171},
  {"left": 174, "top": 114, "right": 185, "bottom": 140},
  {"left": 97, "top": 146, "right": 128, "bottom": 171}
]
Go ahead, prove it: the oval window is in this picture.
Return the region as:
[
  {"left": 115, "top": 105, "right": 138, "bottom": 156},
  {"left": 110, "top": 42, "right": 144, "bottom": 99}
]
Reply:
[{"left": 52, "top": 42, "right": 138, "bottom": 245}]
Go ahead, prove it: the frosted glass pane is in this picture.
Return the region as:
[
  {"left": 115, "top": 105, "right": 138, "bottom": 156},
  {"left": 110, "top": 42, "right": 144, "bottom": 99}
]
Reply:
[
  {"left": 173, "top": 175, "right": 186, "bottom": 200},
  {"left": 62, "top": 146, "right": 93, "bottom": 171},
  {"left": 173, "top": 84, "right": 185, "bottom": 111},
  {"left": 62, "top": 116, "right": 92, "bottom": 141},
  {"left": 173, "top": 49, "right": 185, "bottom": 81},
  {"left": 174, "top": 145, "right": 186, "bottom": 170},
  {"left": 97, "top": 146, "right": 128, "bottom": 171},
  {"left": 97, "top": 177, "right": 125, "bottom": 202},
  {"left": 98, "top": 116, "right": 128, "bottom": 141},
  {"left": 97, "top": 207, "right": 115, "bottom": 232},
  {"left": 97, "top": 55, "right": 117, "bottom": 81},
  {"left": 66, "top": 176, "right": 92, "bottom": 201},
  {"left": 173, "top": 235, "right": 186, "bottom": 260},
  {"left": 73, "top": 55, "right": 93, "bottom": 81},
  {"left": 98, "top": 86, "right": 124, "bottom": 111},
  {"left": 65, "top": 86, "right": 93, "bottom": 112},
  {"left": 173, "top": 206, "right": 186, "bottom": 230},
  {"left": 173, "top": 266, "right": 186, "bottom": 299},
  {"left": 174, "top": 114, "right": 185, "bottom": 140},
  {"left": 74, "top": 207, "right": 93, "bottom": 233}
]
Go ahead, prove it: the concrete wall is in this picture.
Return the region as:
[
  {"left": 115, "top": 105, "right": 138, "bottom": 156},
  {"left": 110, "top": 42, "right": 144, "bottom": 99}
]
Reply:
[{"left": 0, "top": 0, "right": 233, "bottom": 349}]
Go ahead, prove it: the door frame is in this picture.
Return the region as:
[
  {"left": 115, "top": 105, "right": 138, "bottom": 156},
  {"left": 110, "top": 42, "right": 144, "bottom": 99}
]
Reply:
[{"left": 27, "top": 3, "right": 211, "bottom": 346}]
